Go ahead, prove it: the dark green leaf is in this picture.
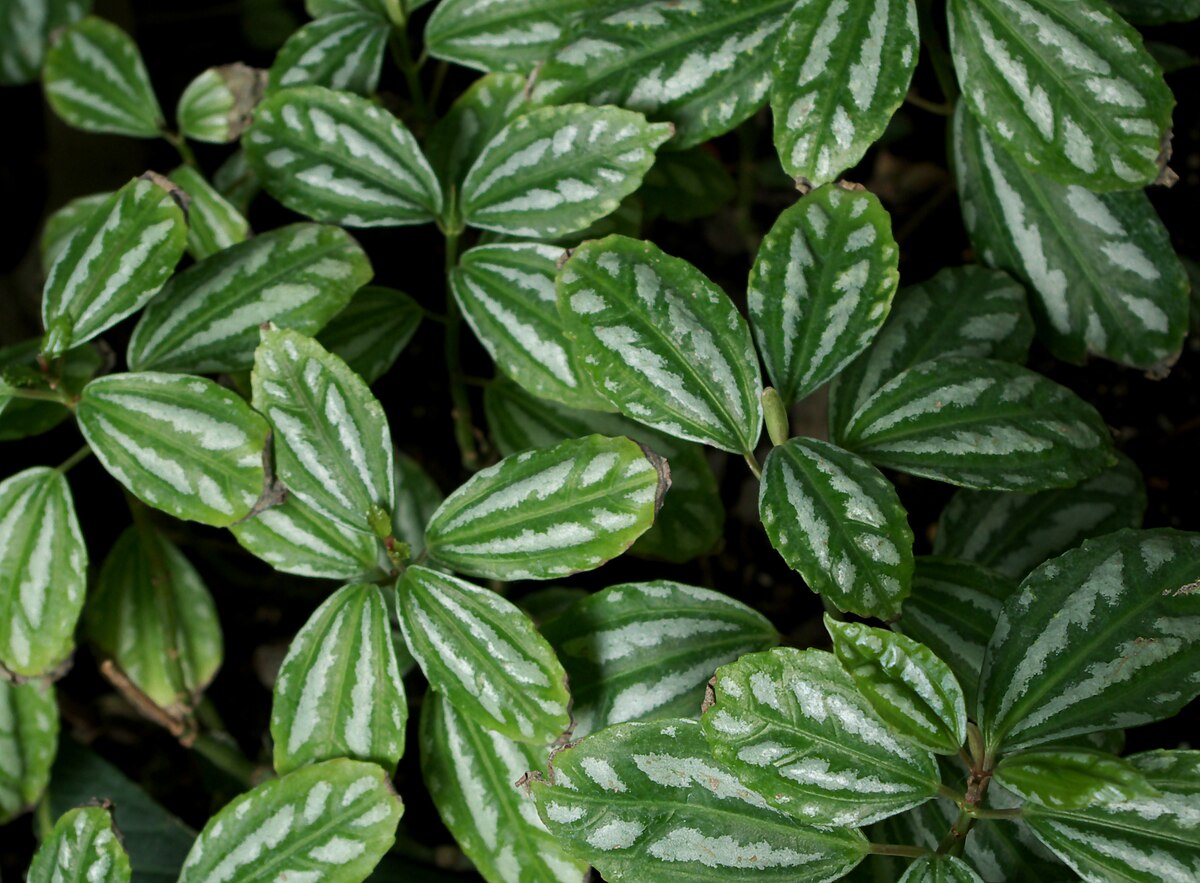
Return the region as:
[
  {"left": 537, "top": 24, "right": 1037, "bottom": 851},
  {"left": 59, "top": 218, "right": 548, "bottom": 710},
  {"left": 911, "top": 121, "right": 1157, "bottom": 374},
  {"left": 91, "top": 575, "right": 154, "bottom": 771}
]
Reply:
[
  {"left": 268, "top": 13, "right": 388, "bottom": 95},
  {"left": 0, "top": 0, "right": 88, "bottom": 86},
  {"left": 28, "top": 805, "right": 131, "bottom": 883},
  {"left": 317, "top": 286, "right": 422, "bottom": 386},
  {"left": 995, "top": 748, "right": 1157, "bottom": 810},
  {"left": 898, "top": 855, "right": 984, "bottom": 883},
  {"left": 0, "top": 679, "right": 58, "bottom": 823},
  {"left": 167, "top": 165, "right": 251, "bottom": 260},
  {"left": 640, "top": 146, "right": 735, "bottom": 223},
  {"left": 425, "top": 72, "right": 528, "bottom": 193}
]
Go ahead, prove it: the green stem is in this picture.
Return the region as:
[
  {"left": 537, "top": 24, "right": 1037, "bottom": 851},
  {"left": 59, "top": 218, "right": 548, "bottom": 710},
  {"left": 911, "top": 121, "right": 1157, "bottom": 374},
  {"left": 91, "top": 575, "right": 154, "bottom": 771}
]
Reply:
[
  {"left": 429, "top": 60, "right": 450, "bottom": 114},
  {"left": 743, "top": 450, "right": 762, "bottom": 480},
  {"left": 191, "top": 731, "right": 258, "bottom": 788},
  {"left": 968, "top": 806, "right": 1023, "bottom": 821},
  {"left": 163, "top": 130, "right": 198, "bottom": 167},
  {"left": 4, "top": 386, "right": 74, "bottom": 406},
  {"left": 390, "top": 26, "right": 428, "bottom": 121},
  {"left": 443, "top": 231, "right": 479, "bottom": 469},
  {"left": 35, "top": 797, "right": 54, "bottom": 840},
  {"left": 55, "top": 444, "right": 92, "bottom": 474},
  {"left": 938, "top": 783, "right": 966, "bottom": 803},
  {"left": 936, "top": 808, "right": 973, "bottom": 856},
  {"left": 905, "top": 91, "right": 953, "bottom": 116},
  {"left": 868, "top": 842, "right": 931, "bottom": 858}
]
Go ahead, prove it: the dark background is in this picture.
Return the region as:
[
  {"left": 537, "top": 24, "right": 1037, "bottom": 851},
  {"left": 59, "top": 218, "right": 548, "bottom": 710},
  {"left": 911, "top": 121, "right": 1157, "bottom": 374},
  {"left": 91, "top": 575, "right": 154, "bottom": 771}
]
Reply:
[{"left": 1, "top": 0, "right": 1197, "bottom": 877}]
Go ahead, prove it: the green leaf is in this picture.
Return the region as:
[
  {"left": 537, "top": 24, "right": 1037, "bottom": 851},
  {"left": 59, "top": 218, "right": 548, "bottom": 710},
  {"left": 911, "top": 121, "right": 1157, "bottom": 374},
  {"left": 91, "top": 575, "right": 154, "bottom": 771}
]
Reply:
[
  {"left": 459, "top": 104, "right": 670, "bottom": 238},
  {"left": 0, "top": 467, "right": 86, "bottom": 677},
  {"left": 1128, "top": 749, "right": 1200, "bottom": 795},
  {"left": 894, "top": 557, "right": 1016, "bottom": 712},
  {"left": 128, "top": 223, "right": 371, "bottom": 374},
  {"left": 0, "top": 679, "right": 57, "bottom": 823},
  {"left": 425, "top": 72, "right": 528, "bottom": 193},
  {"left": 317, "top": 286, "right": 422, "bottom": 386},
  {"left": 77, "top": 372, "right": 270, "bottom": 527},
  {"left": 453, "top": 243, "right": 609, "bottom": 410},
  {"left": 557, "top": 235, "right": 763, "bottom": 454},
  {"left": 419, "top": 694, "right": 587, "bottom": 883},
  {"left": 543, "top": 580, "right": 777, "bottom": 737},
  {"left": 531, "top": 0, "right": 794, "bottom": 149},
  {"left": 829, "top": 265, "right": 1034, "bottom": 442},
  {"left": 0, "top": 0, "right": 88, "bottom": 85},
  {"left": 243, "top": 85, "right": 442, "bottom": 227},
  {"left": 701, "top": 648, "right": 941, "bottom": 827},
  {"left": 979, "top": 528, "right": 1200, "bottom": 754},
  {"left": 390, "top": 452, "right": 442, "bottom": 560},
  {"left": 272, "top": 583, "right": 407, "bottom": 775},
  {"left": 839, "top": 356, "right": 1115, "bottom": 491},
  {"left": 252, "top": 328, "right": 394, "bottom": 532},
  {"left": 529, "top": 718, "right": 869, "bottom": 881},
  {"left": 43, "top": 16, "right": 164, "bottom": 137},
  {"left": 307, "top": 0, "right": 418, "bottom": 25},
  {"left": 770, "top": 0, "right": 918, "bottom": 185},
  {"left": 759, "top": 437, "right": 913, "bottom": 619},
  {"left": 1107, "top": 0, "right": 1200, "bottom": 25},
  {"left": 41, "top": 175, "right": 187, "bottom": 356},
  {"left": 748, "top": 185, "right": 900, "bottom": 405},
  {"left": 898, "top": 855, "right": 984, "bottom": 883},
  {"left": 167, "top": 165, "right": 251, "bottom": 260},
  {"left": 178, "top": 758, "right": 402, "bottom": 882},
  {"left": 41, "top": 191, "right": 111, "bottom": 272},
  {"left": 425, "top": 434, "right": 667, "bottom": 581},
  {"left": 628, "top": 443, "right": 723, "bottom": 563},
  {"left": 995, "top": 749, "right": 1157, "bottom": 810},
  {"left": 826, "top": 617, "right": 967, "bottom": 755},
  {"left": 947, "top": 0, "right": 1173, "bottom": 190},
  {"left": 396, "top": 565, "right": 571, "bottom": 743},
  {"left": 28, "top": 805, "right": 132, "bottom": 883},
  {"left": 213, "top": 148, "right": 260, "bottom": 213},
  {"left": 934, "top": 452, "right": 1146, "bottom": 581},
  {"left": 87, "top": 524, "right": 222, "bottom": 718},
  {"left": 639, "top": 146, "right": 736, "bottom": 223},
  {"left": 268, "top": 13, "right": 388, "bottom": 96},
  {"left": 176, "top": 63, "right": 267, "bottom": 144},
  {"left": 0, "top": 340, "right": 100, "bottom": 441}
]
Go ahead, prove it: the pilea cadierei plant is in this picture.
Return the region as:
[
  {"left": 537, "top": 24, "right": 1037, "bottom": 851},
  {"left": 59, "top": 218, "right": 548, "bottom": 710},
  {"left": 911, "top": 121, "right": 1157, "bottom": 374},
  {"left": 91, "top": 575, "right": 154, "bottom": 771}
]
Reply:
[{"left": 1, "top": 0, "right": 1197, "bottom": 881}]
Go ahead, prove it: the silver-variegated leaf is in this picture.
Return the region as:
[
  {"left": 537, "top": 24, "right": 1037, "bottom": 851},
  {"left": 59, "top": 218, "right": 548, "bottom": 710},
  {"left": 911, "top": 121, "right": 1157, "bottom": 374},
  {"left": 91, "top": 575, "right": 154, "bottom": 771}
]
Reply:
[
  {"left": 947, "top": 0, "right": 1174, "bottom": 190},
  {"left": 701, "top": 648, "right": 941, "bottom": 827},
  {"left": 459, "top": 104, "right": 670, "bottom": 238},
  {"left": 317, "top": 286, "right": 422, "bottom": 386},
  {"left": 0, "top": 0, "right": 87, "bottom": 85},
  {"left": 178, "top": 758, "right": 402, "bottom": 882},
  {"left": 1128, "top": 749, "right": 1200, "bottom": 794},
  {"left": 43, "top": 16, "right": 164, "bottom": 137},
  {"left": 558, "top": 235, "right": 764, "bottom": 454},
  {"left": 397, "top": 565, "right": 571, "bottom": 743},
  {"left": 759, "top": 437, "right": 913, "bottom": 619},
  {"left": 27, "top": 805, "right": 131, "bottom": 883},
  {"left": 41, "top": 175, "right": 187, "bottom": 357},
  {"left": 425, "top": 434, "right": 667, "bottom": 581},
  {"left": 272, "top": 583, "right": 407, "bottom": 775},
  {"left": 1108, "top": 0, "right": 1200, "bottom": 25},
  {"left": 420, "top": 694, "right": 587, "bottom": 883},
  {"left": 935, "top": 452, "right": 1146, "bottom": 581},
  {"left": 0, "top": 467, "right": 86, "bottom": 677},
  {"left": 829, "top": 265, "right": 1034, "bottom": 443},
  {"left": 77, "top": 372, "right": 270, "bottom": 527},
  {"left": 0, "top": 679, "right": 58, "bottom": 823},
  {"left": 40, "top": 191, "right": 110, "bottom": 273},
  {"left": 839, "top": 356, "right": 1115, "bottom": 491},
  {"left": 898, "top": 855, "right": 984, "bottom": 883},
  {"left": 995, "top": 748, "right": 1156, "bottom": 811},
  {"left": 770, "top": 0, "right": 918, "bottom": 185},
  {"left": 425, "top": 72, "right": 528, "bottom": 193},
  {"left": 543, "top": 580, "right": 778, "bottom": 738},
  {"left": 528, "top": 718, "right": 870, "bottom": 881},
  {"left": 268, "top": 12, "right": 388, "bottom": 96},
  {"left": 954, "top": 104, "right": 1188, "bottom": 369},
  {"left": 531, "top": 0, "right": 794, "bottom": 149},
  {"left": 979, "top": 528, "right": 1200, "bottom": 754},
  {"left": 748, "top": 184, "right": 900, "bottom": 405},
  {"left": 453, "top": 242, "right": 609, "bottom": 410},
  {"left": 87, "top": 524, "right": 222, "bottom": 718},
  {"left": 252, "top": 328, "right": 394, "bottom": 532},
  {"left": 307, "top": 0, "right": 415, "bottom": 24},
  {"left": 168, "top": 164, "right": 251, "bottom": 260},
  {"left": 176, "top": 63, "right": 266, "bottom": 144},
  {"left": 243, "top": 85, "right": 442, "bottom": 227},
  {"left": 128, "top": 223, "right": 371, "bottom": 374}
]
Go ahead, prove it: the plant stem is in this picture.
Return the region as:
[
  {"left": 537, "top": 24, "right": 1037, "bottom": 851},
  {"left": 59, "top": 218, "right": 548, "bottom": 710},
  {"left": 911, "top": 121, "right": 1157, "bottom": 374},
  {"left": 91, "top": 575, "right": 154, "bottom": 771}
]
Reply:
[
  {"left": 429, "top": 60, "right": 450, "bottom": 114},
  {"left": 905, "top": 90, "right": 953, "bottom": 116},
  {"left": 391, "top": 26, "right": 428, "bottom": 122},
  {"left": 191, "top": 731, "right": 258, "bottom": 788},
  {"left": 163, "top": 130, "right": 198, "bottom": 167},
  {"left": 743, "top": 450, "right": 762, "bottom": 479},
  {"left": 968, "top": 806, "right": 1022, "bottom": 820},
  {"left": 4, "top": 386, "right": 73, "bottom": 406},
  {"left": 868, "top": 842, "right": 931, "bottom": 858},
  {"left": 443, "top": 231, "right": 479, "bottom": 469},
  {"left": 938, "top": 783, "right": 966, "bottom": 803},
  {"left": 35, "top": 797, "right": 54, "bottom": 840},
  {"left": 55, "top": 444, "right": 92, "bottom": 474}
]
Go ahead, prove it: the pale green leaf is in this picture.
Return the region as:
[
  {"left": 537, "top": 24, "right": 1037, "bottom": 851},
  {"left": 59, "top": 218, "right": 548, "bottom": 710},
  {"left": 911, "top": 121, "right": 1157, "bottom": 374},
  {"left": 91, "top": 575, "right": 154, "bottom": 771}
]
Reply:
[
  {"left": 0, "top": 340, "right": 100, "bottom": 441},
  {"left": 759, "top": 437, "right": 913, "bottom": 619},
  {"left": 243, "top": 85, "right": 442, "bottom": 227},
  {"left": 947, "top": 0, "right": 1173, "bottom": 190},
  {"left": 317, "top": 286, "right": 422, "bottom": 386},
  {"left": 425, "top": 72, "right": 528, "bottom": 193},
  {"left": 459, "top": 104, "right": 671, "bottom": 238},
  {"left": 543, "top": 580, "right": 778, "bottom": 737},
  {"left": 252, "top": 328, "right": 394, "bottom": 532},
  {"left": 426, "top": 434, "right": 666, "bottom": 581},
  {"left": 41, "top": 191, "right": 111, "bottom": 273},
  {"left": 176, "top": 63, "right": 267, "bottom": 144},
  {"left": 0, "top": 679, "right": 58, "bottom": 823},
  {"left": 996, "top": 749, "right": 1157, "bottom": 810},
  {"left": 701, "top": 648, "right": 941, "bottom": 827},
  {"left": 272, "top": 583, "right": 407, "bottom": 774},
  {"left": 28, "top": 805, "right": 131, "bottom": 883},
  {"left": 41, "top": 175, "right": 187, "bottom": 357},
  {"left": 178, "top": 758, "right": 402, "bottom": 882},
  {"left": 0, "top": 467, "right": 86, "bottom": 677},
  {"left": 899, "top": 855, "right": 984, "bottom": 883},
  {"left": 397, "top": 565, "right": 571, "bottom": 742},
  {"left": 639, "top": 146, "right": 736, "bottom": 223},
  {"left": 43, "top": 16, "right": 164, "bottom": 137},
  {"left": 528, "top": 718, "right": 870, "bottom": 881},
  {"left": 167, "top": 165, "right": 251, "bottom": 260},
  {"left": 77, "top": 372, "right": 270, "bottom": 527},
  {"left": 954, "top": 104, "right": 1188, "bottom": 369},
  {"left": 749, "top": 184, "right": 900, "bottom": 405},
  {"left": 0, "top": 0, "right": 88, "bottom": 86},
  {"left": 979, "top": 528, "right": 1200, "bottom": 754},
  {"left": 839, "top": 356, "right": 1115, "bottom": 491},
  {"left": 420, "top": 694, "right": 587, "bottom": 883},
  {"left": 268, "top": 12, "right": 388, "bottom": 96},
  {"left": 531, "top": 0, "right": 794, "bottom": 149},
  {"left": 129, "top": 223, "right": 371, "bottom": 374},
  {"left": 1107, "top": 0, "right": 1200, "bottom": 25},
  {"left": 557, "top": 235, "right": 763, "bottom": 454},
  {"left": 771, "top": 0, "right": 918, "bottom": 185}
]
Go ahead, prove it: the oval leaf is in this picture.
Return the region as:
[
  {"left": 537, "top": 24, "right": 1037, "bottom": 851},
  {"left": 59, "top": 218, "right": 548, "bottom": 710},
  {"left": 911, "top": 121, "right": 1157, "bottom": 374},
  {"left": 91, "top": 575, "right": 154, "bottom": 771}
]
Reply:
[
  {"left": 317, "top": 286, "right": 422, "bottom": 386},
  {"left": 176, "top": 63, "right": 266, "bottom": 144},
  {"left": 558, "top": 235, "right": 763, "bottom": 454},
  {"left": 268, "top": 12, "right": 388, "bottom": 96},
  {"left": 0, "top": 467, "right": 86, "bottom": 677},
  {"left": 77, "top": 372, "right": 270, "bottom": 527},
  {"left": 640, "top": 146, "right": 736, "bottom": 223},
  {"left": 424, "top": 434, "right": 667, "bottom": 581},
  {"left": 168, "top": 165, "right": 251, "bottom": 261},
  {"left": 0, "top": 679, "right": 58, "bottom": 823},
  {"left": 40, "top": 192, "right": 111, "bottom": 273},
  {"left": 425, "top": 72, "right": 528, "bottom": 192},
  {"left": 0, "top": 0, "right": 87, "bottom": 86},
  {"left": 995, "top": 748, "right": 1157, "bottom": 810},
  {"left": 28, "top": 805, "right": 131, "bottom": 883},
  {"left": 178, "top": 758, "right": 402, "bottom": 882}
]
